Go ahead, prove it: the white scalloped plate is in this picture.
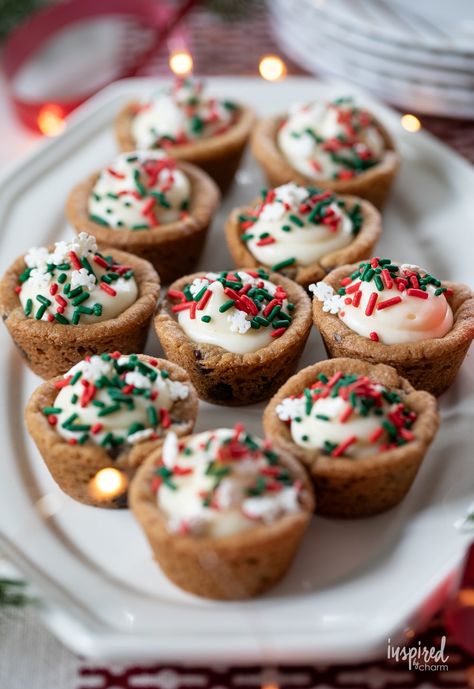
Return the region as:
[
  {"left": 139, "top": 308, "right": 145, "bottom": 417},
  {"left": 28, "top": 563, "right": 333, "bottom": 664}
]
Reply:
[{"left": 0, "top": 77, "right": 473, "bottom": 664}]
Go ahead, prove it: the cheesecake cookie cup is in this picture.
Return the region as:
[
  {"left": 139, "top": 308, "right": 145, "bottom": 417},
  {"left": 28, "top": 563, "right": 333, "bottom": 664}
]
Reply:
[
  {"left": 263, "top": 358, "right": 439, "bottom": 518},
  {"left": 66, "top": 151, "right": 220, "bottom": 284},
  {"left": 155, "top": 269, "right": 312, "bottom": 405},
  {"left": 311, "top": 258, "right": 474, "bottom": 396},
  {"left": 130, "top": 425, "right": 314, "bottom": 599},
  {"left": 252, "top": 96, "right": 399, "bottom": 209},
  {"left": 25, "top": 353, "right": 198, "bottom": 508},
  {"left": 115, "top": 77, "right": 255, "bottom": 194},
  {"left": 0, "top": 233, "right": 160, "bottom": 378},
  {"left": 225, "top": 182, "right": 381, "bottom": 289}
]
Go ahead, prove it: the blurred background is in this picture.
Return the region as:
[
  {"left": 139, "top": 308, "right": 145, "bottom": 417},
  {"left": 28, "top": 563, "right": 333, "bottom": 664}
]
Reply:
[{"left": 1, "top": 0, "right": 473, "bottom": 162}]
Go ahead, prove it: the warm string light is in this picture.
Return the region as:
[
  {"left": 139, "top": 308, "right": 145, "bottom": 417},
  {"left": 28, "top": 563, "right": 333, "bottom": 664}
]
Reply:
[
  {"left": 401, "top": 113, "right": 421, "bottom": 132},
  {"left": 169, "top": 49, "right": 194, "bottom": 76},
  {"left": 37, "top": 104, "right": 66, "bottom": 137},
  {"left": 89, "top": 468, "right": 128, "bottom": 500},
  {"left": 259, "top": 54, "right": 287, "bottom": 81}
]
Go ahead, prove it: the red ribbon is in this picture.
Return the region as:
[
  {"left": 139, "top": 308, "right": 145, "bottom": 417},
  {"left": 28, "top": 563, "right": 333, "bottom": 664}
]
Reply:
[{"left": 2, "top": 0, "right": 197, "bottom": 131}]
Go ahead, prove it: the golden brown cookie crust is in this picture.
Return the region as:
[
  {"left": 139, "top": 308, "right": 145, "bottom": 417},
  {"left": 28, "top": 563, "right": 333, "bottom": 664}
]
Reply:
[
  {"left": 129, "top": 434, "right": 315, "bottom": 599},
  {"left": 114, "top": 102, "right": 255, "bottom": 194},
  {"left": 312, "top": 262, "right": 474, "bottom": 397},
  {"left": 0, "top": 248, "right": 160, "bottom": 379},
  {"left": 25, "top": 356, "right": 198, "bottom": 509},
  {"left": 225, "top": 195, "right": 382, "bottom": 289},
  {"left": 263, "top": 357, "right": 439, "bottom": 518},
  {"left": 251, "top": 114, "right": 400, "bottom": 209},
  {"left": 154, "top": 270, "right": 313, "bottom": 405},
  {"left": 65, "top": 162, "right": 220, "bottom": 285}
]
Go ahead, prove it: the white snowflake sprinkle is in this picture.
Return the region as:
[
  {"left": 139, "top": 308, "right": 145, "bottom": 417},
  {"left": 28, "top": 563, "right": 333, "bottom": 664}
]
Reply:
[
  {"left": 49, "top": 241, "right": 70, "bottom": 265},
  {"left": 70, "top": 268, "right": 96, "bottom": 291},
  {"left": 309, "top": 281, "right": 334, "bottom": 301},
  {"left": 67, "top": 356, "right": 113, "bottom": 382},
  {"left": 125, "top": 371, "right": 152, "bottom": 389},
  {"left": 71, "top": 232, "right": 97, "bottom": 255},
  {"left": 227, "top": 309, "right": 251, "bottom": 334},
  {"left": 27, "top": 268, "right": 50, "bottom": 289},
  {"left": 323, "top": 293, "right": 344, "bottom": 314},
  {"left": 167, "top": 379, "right": 189, "bottom": 401},
  {"left": 237, "top": 271, "right": 258, "bottom": 285},
  {"left": 189, "top": 277, "right": 210, "bottom": 297},
  {"left": 162, "top": 431, "right": 178, "bottom": 468},
  {"left": 275, "top": 182, "right": 308, "bottom": 207},
  {"left": 24, "top": 247, "right": 49, "bottom": 269},
  {"left": 259, "top": 201, "right": 286, "bottom": 222},
  {"left": 128, "top": 428, "right": 155, "bottom": 444},
  {"left": 276, "top": 397, "right": 306, "bottom": 421},
  {"left": 214, "top": 478, "right": 240, "bottom": 509}
]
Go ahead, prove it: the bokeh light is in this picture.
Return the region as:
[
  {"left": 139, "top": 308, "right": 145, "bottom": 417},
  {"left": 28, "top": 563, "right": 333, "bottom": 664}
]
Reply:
[
  {"left": 400, "top": 113, "right": 421, "bottom": 133},
  {"left": 259, "top": 54, "right": 287, "bottom": 81},
  {"left": 169, "top": 50, "right": 194, "bottom": 76},
  {"left": 37, "top": 104, "right": 66, "bottom": 137}
]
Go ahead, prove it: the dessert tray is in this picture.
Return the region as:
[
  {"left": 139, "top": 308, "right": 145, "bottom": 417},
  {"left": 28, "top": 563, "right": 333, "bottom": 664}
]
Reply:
[{"left": 0, "top": 77, "right": 473, "bottom": 664}]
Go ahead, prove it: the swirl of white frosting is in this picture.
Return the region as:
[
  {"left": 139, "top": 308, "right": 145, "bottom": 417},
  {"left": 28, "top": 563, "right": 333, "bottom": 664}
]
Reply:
[
  {"left": 278, "top": 98, "right": 385, "bottom": 180},
  {"left": 173, "top": 270, "right": 293, "bottom": 355},
  {"left": 276, "top": 372, "right": 416, "bottom": 457},
  {"left": 310, "top": 260, "right": 454, "bottom": 345},
  {"left": 88, "top": 151, "right": 190, "bottom": 229},
  {"left": 18, "top": 233, "right": 138, "bottom": 324},
  {"left": 45, "top": 354, "right": 190, "bottom": 448},
  {"left": 155, "top": 427, "right": 302, "bottom": 537},
  {"left": 241, "top": 183, "right": 355, "bottom": 267},
  {"left": 131, "top": 77, "right": 237, "bottom": 150}
]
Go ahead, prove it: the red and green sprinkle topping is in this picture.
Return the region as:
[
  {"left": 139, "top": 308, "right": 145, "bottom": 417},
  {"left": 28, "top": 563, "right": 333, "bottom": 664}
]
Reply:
[
  {"left": 278, "top": 97, "right": 386, "bottom": 180},
  {"left": 17, "top": 233, "right": 137, "bottom": 325},
  {"left": 167, "top": 270, "right": 295, "bottom": 353},
  {"left": 130, "top": 77, "right": 238, "bottom": 151},
  {"left": 88, "top": 151, "right": 190, "bottom": 230},
  {"left": 152, "top": 425, "right": 304, "bottom": 537},
  {"left": 310, "top": 258, "right": 454, "bottom": 344},
  {"left": 277, "top": 372, "right": 417, "bottom": 458},
  {"left": 238, "top": 183, "right": 362, "bottom": 270},
  {"left": 45, "top": 353, "right": 189, "bottom": 451}
]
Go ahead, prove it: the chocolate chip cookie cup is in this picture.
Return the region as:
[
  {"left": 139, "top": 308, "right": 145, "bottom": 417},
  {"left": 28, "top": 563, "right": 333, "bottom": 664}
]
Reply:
[
  {"left": 25, "top": 354, "right": 198, "bottom": 509},
  {"left": 129, "top": 425, "right": 315, "bottom": 599},
  {"left": 114, "top": 77, "right": 255, "bottom": 194},
  {"left": 225, "top": 183, "right": 381, "bottom": 289},
  {"left": 66, "top": 152, "right": 220, "bottom": 285},
  {"left": 251, "top": 97, "right": 399, "bottom": 209},
  {"left": 0, "top": 233, "right": 160, "bottom": 379},
  {"left": 263, "top": 358, "right": 439, "bottom": 518},
  {"left": 154, "top": 269, "right": 312, "bottom": 405},
  {"left": 311, "top": 259, "right": 474, "bottom": 397}
]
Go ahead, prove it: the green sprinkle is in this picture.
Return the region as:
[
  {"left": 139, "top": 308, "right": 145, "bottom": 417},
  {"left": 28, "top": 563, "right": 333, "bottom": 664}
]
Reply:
[
  {"left": 147, "top": 406, "right": 158, "bottom": 426},
  {"left": 35, "top": 305, "right": 47, "bottom": 320},
  {"left": 289, "top": 214, "right": 304, "bottom": 227},
  {"left": 24, "top": 299, "right": 33, "bottom": 316},
  {"left": 72, "top": 291, "right": 90, "bottom": 306},
  {"left": 98, "top": 404, "right": 121, "bottom": 417},
  {"left": 71, "top": 310, "right": 81, "bottom": 325},
  {"left": 89, "top": 214, "right": 110, "bottom": 227},
  {"left": 57, "top": 273, "right": 67, "bottom": 284},
  {"left": 201, "top": 315, "right": 211, "bottom": 323},
  {"left": 281, "top": 225, "right": 291, "bottom": 232},
  {"left": 218, "top": 299, "right": 235, "bottom": 313},
  {"left": 43, "top": 406, "right": 62, "bottom": 415},
  {"left": 271, "top": 257, "right": 296, "bottom": 271},
  {"left": 36, "top": 295, "right": 51, "bottom": 306},
  {"left": 55, "top": 313, "right": 69, "bottom": 325},
  {"left": 71, "top": 371, "right": 82, "bottom": 384}
]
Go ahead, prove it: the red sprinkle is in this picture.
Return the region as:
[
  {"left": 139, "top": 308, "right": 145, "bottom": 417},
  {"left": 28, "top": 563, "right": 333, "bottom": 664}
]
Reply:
[
  {"left": 256, "top": 236, "right": 276, "bottom": 246},
  {"left": 332, "top": 435, "right": 357, "bottom": 457},
  {"left": 345, "top": 281, "right": 362, "bottom": 294},
  {"left": 365, "top": 291, "right": 378, "bottom": 316},
  {"left": 91, "top": 423, "right": 103, "bottom": 435},
  {"left": 377, "top": 296, "right": 402, "bottom": 310},
  {"left": 352, "top": 290, "right": 362, "bottom": 308},
  {"left": 407, "top": 288, "right": 428, "bottom": 299},
  {"left": 160, "top": 408, "right": 171, "bottom": 428},
  {"left": 47, "top": 415, "right": 57, "bottom": 426},
  {"left": 93, "top": 255, "right": 109, "bottom": 269},
  {"left": 369, "top": 426, "right": 384, "bottom": 443},
  {"left": 197, "top": 289, "right": 212, "bottom": 310},
  {"left": 271, "top": 327, "right": 287, "bottom": 338},
  {"left": 100, "top": 282, "right": 117, "bottom": 297},
  {"left": 54, "top": 376, "right": 72, "bottom": 389},
  {"left": 369, "top": 331, "right": 379, "bottom": 341},
  {"left": 171, "top": 301, "right": 193, "bottom": 313},
  {"left": 381, "top": 269, "right": 393, "bottom": 289},
  {"left": 49, "top": 283, "right": 58, "bottom": 296},
  {"left": 68, "top": 251, "right": 82, "bottom": 270}
]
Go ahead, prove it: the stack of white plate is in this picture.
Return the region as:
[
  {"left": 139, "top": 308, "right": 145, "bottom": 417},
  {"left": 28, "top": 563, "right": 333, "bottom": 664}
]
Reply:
[{"left": 269, "top": 0, "right": 474, "bottom": 118}]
